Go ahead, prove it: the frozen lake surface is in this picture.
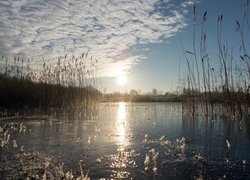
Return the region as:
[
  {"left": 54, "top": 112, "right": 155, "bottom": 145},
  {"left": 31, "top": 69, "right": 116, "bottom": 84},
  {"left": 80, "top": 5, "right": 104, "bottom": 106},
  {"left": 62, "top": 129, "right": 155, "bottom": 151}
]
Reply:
[{"left": 1, "top": 102, "right": 250, "bottom": 179}]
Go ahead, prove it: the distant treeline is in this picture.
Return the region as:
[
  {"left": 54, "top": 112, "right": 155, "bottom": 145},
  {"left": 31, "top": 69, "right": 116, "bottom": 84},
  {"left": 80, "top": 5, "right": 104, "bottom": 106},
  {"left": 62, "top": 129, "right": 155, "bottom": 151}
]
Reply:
[
  {"left": 102, "top": 90, "right": 249, "bottom": 105},
  {"left": 102, "top": 93, "right": 182, "bottom": 102}
]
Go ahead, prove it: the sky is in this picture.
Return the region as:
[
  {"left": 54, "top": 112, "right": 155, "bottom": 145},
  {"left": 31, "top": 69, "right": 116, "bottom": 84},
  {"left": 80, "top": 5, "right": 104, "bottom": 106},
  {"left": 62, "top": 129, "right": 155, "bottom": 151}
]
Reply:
[{"left": 0, "top": 0, "right": 248, "bottom": 93}]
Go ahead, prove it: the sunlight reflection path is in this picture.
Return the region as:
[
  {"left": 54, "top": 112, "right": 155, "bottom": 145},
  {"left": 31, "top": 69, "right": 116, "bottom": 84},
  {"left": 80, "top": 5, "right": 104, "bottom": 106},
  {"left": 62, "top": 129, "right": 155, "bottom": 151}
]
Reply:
[
  {"left": 117, "top": 102, "right": 126, "bottom": 145},
  {"left": 109, "top": 102, "right": 137, "bottom": 179}
]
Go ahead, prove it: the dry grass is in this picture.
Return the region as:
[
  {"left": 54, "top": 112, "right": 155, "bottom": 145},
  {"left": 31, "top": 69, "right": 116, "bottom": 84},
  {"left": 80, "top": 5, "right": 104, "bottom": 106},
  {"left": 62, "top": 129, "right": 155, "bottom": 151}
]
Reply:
[
  {"left": 0, "top": 122, "right": 90, "bottom": 179},
  {"left": 181, "top": 2, "right": 250, "bottom": 119},
  {"left": 0, "top": 54, "right": 101, "bottom": 110}
]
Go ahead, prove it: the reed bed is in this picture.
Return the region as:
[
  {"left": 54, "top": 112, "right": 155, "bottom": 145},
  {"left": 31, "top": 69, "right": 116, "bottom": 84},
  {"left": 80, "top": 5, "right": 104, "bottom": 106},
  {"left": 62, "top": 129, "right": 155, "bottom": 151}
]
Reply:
[
  {"left": 0, "top": 53, "right": 101, "bottom": 111},
  {"left": 181, "top": 1, "right": 250, "bottom": 120}
]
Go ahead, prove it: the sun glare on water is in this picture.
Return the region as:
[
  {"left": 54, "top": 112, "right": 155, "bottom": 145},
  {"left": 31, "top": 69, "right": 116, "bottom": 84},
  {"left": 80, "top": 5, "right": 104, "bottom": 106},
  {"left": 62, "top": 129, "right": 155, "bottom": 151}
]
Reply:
[{"left": 117, "top": 102, "right": 126, "bottom": 144}]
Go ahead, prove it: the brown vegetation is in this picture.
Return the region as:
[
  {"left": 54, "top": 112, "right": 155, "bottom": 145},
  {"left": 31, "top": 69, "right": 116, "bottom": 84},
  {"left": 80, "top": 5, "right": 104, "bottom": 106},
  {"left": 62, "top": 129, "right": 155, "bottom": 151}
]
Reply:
[{"left": 0, "top": 54, "right": 101, "bottom": 111}]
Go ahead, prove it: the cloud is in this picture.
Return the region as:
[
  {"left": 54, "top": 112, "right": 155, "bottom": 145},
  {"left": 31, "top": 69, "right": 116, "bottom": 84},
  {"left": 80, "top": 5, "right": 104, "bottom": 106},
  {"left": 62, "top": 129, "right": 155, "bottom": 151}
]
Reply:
[{"left": 0, "top": 0, "right": 193, "bottom": 78}]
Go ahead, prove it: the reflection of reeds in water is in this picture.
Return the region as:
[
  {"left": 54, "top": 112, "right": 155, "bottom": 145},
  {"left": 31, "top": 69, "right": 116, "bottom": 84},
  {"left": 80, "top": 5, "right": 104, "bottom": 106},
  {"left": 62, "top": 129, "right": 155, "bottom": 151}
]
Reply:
[
  {"left": 0, "top": 53, "right": 101, "bottom": 111},
  {"left": 181, "top": 2, "right": 250, "bottom": 120}
]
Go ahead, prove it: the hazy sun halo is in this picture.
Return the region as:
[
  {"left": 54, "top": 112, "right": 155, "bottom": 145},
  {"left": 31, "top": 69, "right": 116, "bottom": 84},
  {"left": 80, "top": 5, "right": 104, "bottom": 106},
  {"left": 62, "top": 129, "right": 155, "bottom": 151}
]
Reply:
[{"left": 116, "top": 74, "right": 127, "bottom": 86}]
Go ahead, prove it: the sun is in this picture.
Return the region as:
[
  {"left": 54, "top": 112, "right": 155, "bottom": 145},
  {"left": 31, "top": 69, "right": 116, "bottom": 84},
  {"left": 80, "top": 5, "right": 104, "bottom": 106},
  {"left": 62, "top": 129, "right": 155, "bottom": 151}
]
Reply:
[{"left": 116, "top": 74, "right": 127, "bottom": 86}]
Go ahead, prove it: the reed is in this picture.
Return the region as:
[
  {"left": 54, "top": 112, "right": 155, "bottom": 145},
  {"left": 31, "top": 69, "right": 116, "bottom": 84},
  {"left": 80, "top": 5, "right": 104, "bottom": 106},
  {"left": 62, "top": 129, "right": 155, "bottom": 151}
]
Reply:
[
  {"left": 181, "top": 1, "right": 249, "bottom": 120},
  {"left": 0, "top": 53, "right": 101, "bottom": 112},
  {"left": 0, "top": 122, "right": 90, "bottom": 179}
]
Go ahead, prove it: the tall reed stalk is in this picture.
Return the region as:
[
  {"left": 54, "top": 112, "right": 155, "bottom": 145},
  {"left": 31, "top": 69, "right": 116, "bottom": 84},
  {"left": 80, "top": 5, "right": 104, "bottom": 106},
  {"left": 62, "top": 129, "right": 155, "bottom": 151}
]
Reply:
[{"left": 181, "top": 0, "right": 249, "bottom": 119}]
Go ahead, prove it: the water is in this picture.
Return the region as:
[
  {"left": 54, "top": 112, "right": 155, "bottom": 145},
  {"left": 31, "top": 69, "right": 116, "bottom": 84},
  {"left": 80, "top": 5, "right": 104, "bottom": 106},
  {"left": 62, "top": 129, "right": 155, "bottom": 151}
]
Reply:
[{"left": 1, "top": 102, "right": 250, "bottom": 179}]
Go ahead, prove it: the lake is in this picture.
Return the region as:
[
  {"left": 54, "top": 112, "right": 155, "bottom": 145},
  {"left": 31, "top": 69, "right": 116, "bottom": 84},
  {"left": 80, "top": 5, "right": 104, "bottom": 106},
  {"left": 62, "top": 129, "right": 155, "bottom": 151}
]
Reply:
[{"left": 1, "top": 102, "right": 250, "bottom": 179}]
